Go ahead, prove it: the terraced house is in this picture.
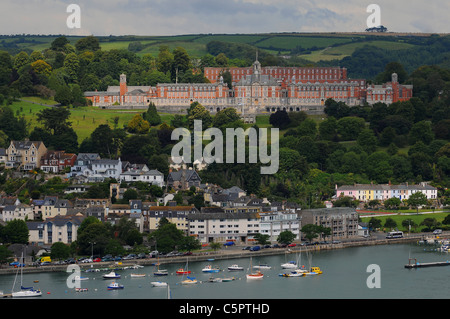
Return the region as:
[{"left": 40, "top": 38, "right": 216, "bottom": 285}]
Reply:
[{"left": 335, "top": 182, "right": 438, "bottom": 202}]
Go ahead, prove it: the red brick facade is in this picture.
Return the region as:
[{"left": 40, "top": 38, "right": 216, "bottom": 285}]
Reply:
[{"left": 84, "top": 60, "right": 413, "bottom": 112}]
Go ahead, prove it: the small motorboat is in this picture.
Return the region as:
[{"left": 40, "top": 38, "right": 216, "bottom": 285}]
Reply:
[
  {"left": 227, "top": 264, "right": 244, "bottom": 271},
  {"left": 181, "top": 276, "right": 198, "bottom": 285},
  {"left": 221, "top": 277, "right": 236, "bottom": 282},
  {"left": 129, "top": 264, "right": 144, "bottom": 269},
  {"left": 208, "top": 277, "right": 222, "bottom": 283},
  {"left": 130, "top": 273, "right": 146, "bottom": 278},
  {"left": 151, "top": 281, "right": 168, "bottom": 287},
  {"left": 281, "top": 261, "right": 298, "bottom": 269},
  {"left": 103, "top": 271, "right": 121, "bottom": 279},
  {"left": 107, "top": 281, "right": 124, "bottom": 290},
  {"left": 279, "top": 265, "right": 308, "bottom": 277},
  {"left": 202, "top": 265, "right": 220, "bottom": 273},
  {"left": 75, "top": 275, "right": 89, "bottom": 281},
  {"left": 75, "top": 287, "right": 88, "bottom": 292},
  {"left": 279, "top": 270, "right": 304, "bottom": 277},
  {"left": 176, "top": 268, "right": 191, "bottom": 275},
  {"left": 253, "top": 264, "right": 271, "bottom": 270},
  {"left": 303, "top": 267, "right": 323, "bottom": 276}
]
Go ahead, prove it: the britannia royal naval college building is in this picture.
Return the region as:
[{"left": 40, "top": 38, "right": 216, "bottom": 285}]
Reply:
[{"left": 84, "top": 57, "right": 413, "bottom": 114}]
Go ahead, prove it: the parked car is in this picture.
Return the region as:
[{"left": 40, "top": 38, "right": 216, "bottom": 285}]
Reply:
[
  {"left": 250, "top": 246, "right": 261, "bottom": 251},
  {"left": 242, "top": 246, "right": 251, "bottom": 250},
  {"left": 93, "top": 258, "right": 101, "bottom": 262},
  {"left": 166, "top": 251, "right": 179, "bottom": 257},
  {"left": 288, "top": 243, "right": 296, "bottom": 247},
  {"left": 123, "top": 254, "right": 136, "bottom": 260},
  {"left": 81, "top": 258, "right": 93, "bottom": 263},
  {"left": 137, "top": 253, "right": 147, "bottom": 259},
  {"left": 223, "top": 241, "right": 235, "bottom": 246},
  {"left": 10, "top": 261, "right": 25, "bottom": 267}
]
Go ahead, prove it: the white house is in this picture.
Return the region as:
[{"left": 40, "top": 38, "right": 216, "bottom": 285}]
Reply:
[
  {"left": 187, "top": 208, "right": 260, "bottom": 244},
  {"left": 68, "top": 153, "right": 100, "bottom": 178},
  {"left": 119, "top": 164, "right": 164, "bottom": 187},
  {"left": 1, "top": 204, "right": 33, "bottom": 222},
  {"left": 68, "top": 154, "right": 122, "bottom": 182},
  {"left": 259, "top": 210, "right": 300, "bottom": 241},
  {"left": 90, "top": 158, "right": 122, "bottom": 182}
]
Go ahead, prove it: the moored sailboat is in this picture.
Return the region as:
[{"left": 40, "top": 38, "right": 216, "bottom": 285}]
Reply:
[
  {"left": 176, "top": 258, "right": 192, "bottom": 275},
  {"left": 246, "top": 257, "right": 264, "bottom": 280},
  {"left": 181, "top": 276, "right": 198, "bottom": 285},
  {"left": 11, "top": 253, "right": 42, "bottom": 298},
  {"left": 153, "top": 254, "right": 168, "bottom": 276}
]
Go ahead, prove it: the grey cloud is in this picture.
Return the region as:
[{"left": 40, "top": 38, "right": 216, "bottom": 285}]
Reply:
[{"left": 0, "top": 0, "right": 448, "bottom": 35}]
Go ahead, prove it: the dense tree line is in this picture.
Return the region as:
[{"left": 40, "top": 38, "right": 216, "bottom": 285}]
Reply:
[
  {"left": 0, "top": 35, "right": 218, "bottom": 107},
  {"left": 320, "top": 35, "right": 450, "bottom": 80}
]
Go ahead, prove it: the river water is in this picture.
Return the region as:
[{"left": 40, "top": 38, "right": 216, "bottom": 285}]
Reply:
[{"left": 1, "top": 243, "right": 449, "bottom": 300}]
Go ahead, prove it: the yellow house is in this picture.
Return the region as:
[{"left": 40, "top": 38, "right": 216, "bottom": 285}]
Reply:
[
  {"left": 41, "top": 197, "right": 73, "bottom": 219},
  {"left": 364, "top": 189, "right": 374, "bottom": 201},
  {"left": 147, "top": 206, "right": 199, "bottom": 233},
  {"left": 6, "top": 140, "right": 47, "bottom": 170}
]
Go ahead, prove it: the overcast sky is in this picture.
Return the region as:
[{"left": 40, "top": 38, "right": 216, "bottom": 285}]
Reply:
[{"left": 1, "top": 0, "right": 448, "bottom": 36}]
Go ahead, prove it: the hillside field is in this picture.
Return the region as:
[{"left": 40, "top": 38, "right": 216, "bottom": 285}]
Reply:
[
  {"left": 9, "top": 98, "right": 286, "bottom": 143},
  {"left": 0, "top": 32, "right": 429, "bottom": 63}
]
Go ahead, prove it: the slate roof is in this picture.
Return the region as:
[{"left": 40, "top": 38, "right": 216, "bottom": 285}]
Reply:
[
  {"left": 45, "top": 214, "right": 85, "bottom": 226},
  {"left": 11, "top": 140, "right": 44, "bottom": 150},
  {"left": 337, "top": 183, "right": 437, "bottom": 191},
  {"left": 168, "top": 169, "right": 200, "bottom": 182},
  {"left": 187, "top": 212, "right": 259, "bottom": 220}
]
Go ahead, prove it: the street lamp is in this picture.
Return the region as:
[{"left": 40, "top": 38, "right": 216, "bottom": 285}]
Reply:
[{"left": 90, "top": 242, "right": 96, "bottom": 259}]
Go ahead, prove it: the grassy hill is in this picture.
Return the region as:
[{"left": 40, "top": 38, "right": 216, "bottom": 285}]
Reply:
[
  {"left": 298, "top": 40, "right": 416, "bottom": 62},
  {"left": 8, "top": 97, "right": 280, "bottom": 144},
  {"left": 8, "top": 98, "right": 152, "bottom": 143},
  {"left": 1, "top": 32, "right": 438, "bottom": 63}
]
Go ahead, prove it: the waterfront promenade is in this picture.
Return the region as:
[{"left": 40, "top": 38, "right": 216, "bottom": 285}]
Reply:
[{"left": 1, "top": 231, "right": 438, "bottom": 276}]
